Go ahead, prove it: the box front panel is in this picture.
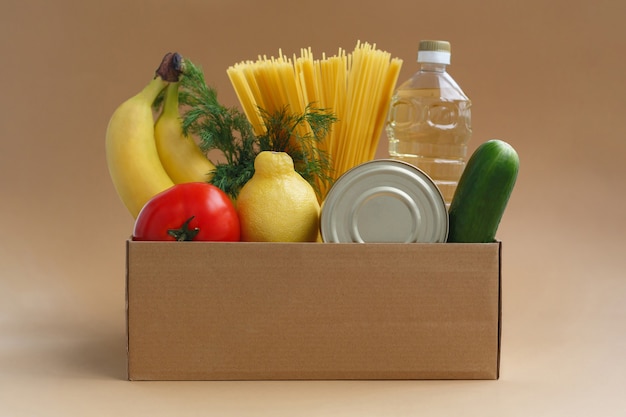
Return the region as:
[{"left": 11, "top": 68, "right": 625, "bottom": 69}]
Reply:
[{"left": 127, "top": 242, "right": 501, "bottom": 380}]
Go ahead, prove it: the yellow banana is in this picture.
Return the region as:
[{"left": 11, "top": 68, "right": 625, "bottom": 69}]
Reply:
[
  {"left": 155, "top": 82, "right": 216, "bottom": 183},
  {"left": 105, "top": 72, "right": 175, "bottom": 219}
]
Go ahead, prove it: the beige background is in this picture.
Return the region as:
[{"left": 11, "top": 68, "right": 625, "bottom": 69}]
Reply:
[{"left": 1, "top": 0, "right": 625, "bottom": 415}]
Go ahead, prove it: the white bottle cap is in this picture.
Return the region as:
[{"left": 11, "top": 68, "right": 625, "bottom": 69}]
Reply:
[{"left": 417, "top": 40, "right": 451, "bottom": 65}]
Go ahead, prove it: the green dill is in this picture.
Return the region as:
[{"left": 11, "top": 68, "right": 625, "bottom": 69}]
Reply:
[
  {"left": 177, "top": 59, "right": 257, "bottom": 199},
  {"left": 163, "top": 57, "right": 337, "bottom": 200},
  {"left": 257, "top": 105, "right": 336, "bottom": 197}
]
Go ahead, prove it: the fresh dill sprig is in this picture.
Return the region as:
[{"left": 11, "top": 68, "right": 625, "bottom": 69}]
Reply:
[
  {"left": 177, "top": 59, "right": 257, "bottom": 199},
  {"left": 257, "top": 105, "right": 336, "bottom": 198},
  {"left": 160, "top": 57, "right": 338, "bottom": 200}
]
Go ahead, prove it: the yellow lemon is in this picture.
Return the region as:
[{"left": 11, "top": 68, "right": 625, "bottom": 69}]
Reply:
[{"left": 237, "top": 151, "right": 320, "bottom": 242}]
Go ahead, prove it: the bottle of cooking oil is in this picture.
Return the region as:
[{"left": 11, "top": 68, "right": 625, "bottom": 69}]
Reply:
[{"left": 386, "top": 40, "right": 472, "bottom": 208}]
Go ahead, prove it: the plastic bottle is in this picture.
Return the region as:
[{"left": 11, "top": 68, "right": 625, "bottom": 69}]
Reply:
[{"left": 386, "top": 40, "right": 472, "bottom": 208}]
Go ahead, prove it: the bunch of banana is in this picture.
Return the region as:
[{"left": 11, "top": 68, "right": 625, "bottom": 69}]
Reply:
[{"left": 105, "top": 53, "right": 216, "bottom": 218}]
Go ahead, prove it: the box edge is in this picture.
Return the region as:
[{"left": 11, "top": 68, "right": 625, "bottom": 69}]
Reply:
[
  {"left": 497, "top": 240, "right": 503, "bottom": 380},
  {"left": 125, "top": 239, "right": 132, "bottom": 381}
]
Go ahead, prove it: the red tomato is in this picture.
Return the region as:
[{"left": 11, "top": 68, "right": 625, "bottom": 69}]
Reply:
[{"left": 133, "top": 182, "right": 240, "bottom": 241}]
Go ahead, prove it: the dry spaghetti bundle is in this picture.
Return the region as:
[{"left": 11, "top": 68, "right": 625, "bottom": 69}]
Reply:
[{"left": 227, "top": 42, "right": 402, "bottom": 199}]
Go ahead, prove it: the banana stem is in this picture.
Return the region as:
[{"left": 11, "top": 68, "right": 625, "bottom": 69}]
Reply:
[{"left": 155, "top": 52, "right": 183, "bottom": 82}]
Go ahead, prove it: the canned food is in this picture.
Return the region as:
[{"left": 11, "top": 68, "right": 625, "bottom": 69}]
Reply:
[{"left": 321, "top": 160, "right": 448, "bottom": 243}]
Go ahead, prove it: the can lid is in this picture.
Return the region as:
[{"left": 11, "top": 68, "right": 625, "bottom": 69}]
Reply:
[
  {"left": 320, "top": 160, "right": 449, "bottom": 243},
  {"left": 417, "top": 40, "right": 451, "bottom": 65}
]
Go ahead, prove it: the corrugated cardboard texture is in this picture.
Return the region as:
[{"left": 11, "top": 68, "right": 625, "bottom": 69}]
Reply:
[{"left": 127, "top": 242, "right": 501, "bottom": 381}]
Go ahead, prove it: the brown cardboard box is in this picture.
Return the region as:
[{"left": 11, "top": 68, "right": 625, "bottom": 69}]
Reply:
[{"left": 126, "top": 241, "right": 502, "bottom": 381}]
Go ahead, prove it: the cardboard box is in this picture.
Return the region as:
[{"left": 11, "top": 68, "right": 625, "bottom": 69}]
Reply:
[{"left": 126, "top": 241, "right": 502, "bottom": 381}]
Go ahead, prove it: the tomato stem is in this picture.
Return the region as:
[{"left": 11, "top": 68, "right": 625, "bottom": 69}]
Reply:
[{"left": 167, "top": 216, "right": 200, "bottom": 241}]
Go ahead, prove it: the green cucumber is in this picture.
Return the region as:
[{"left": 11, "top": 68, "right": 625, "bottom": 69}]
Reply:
[{"left": 447, "top": 139, "right": 519, "bottom": 243}]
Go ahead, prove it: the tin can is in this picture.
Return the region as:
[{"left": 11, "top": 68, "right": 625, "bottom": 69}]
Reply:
[{"left": 320, "top": 160, "right": 448, "bottom": 243}]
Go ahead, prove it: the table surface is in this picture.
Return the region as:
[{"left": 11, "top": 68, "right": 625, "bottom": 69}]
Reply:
[{"left": 2, "top": 223, "right": 625, "bottom": 416}]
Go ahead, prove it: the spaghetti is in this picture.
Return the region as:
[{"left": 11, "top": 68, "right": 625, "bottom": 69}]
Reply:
[{"left": 227, "top": 41, "right": 402, "bottom": 199}]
